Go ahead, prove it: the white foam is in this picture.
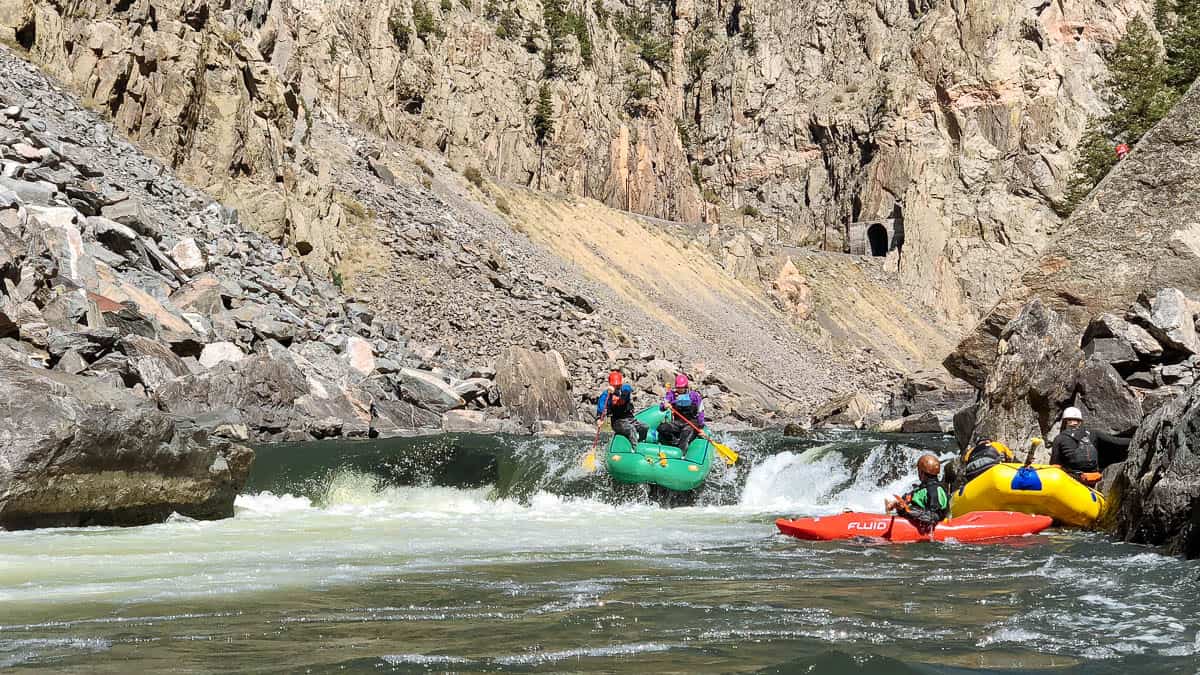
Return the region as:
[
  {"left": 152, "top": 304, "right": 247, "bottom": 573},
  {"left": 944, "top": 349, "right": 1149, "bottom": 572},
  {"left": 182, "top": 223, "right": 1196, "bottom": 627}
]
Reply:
[
  {"left": 977, "top": 627, "right": 1044, "bottom": 647},
  {"left": 491, "top": 642, "right": 675, "bottom": 665},
  {"left": 382, "top": 653, "right": 472, "bottom": 665},
  {"left": 234, "top": 491, "right": 313, "bottom": 516},
  {"left": 737, "top": 443, "right": 930, "bottom": 514}
]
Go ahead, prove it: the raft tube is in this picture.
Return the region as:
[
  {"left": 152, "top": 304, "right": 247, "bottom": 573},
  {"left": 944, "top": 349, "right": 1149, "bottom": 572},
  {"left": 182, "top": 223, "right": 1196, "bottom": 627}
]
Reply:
[
  {"left": 605, "top": 406, "right": 714, "bottom": 492},
  {"left": 775, "top": 511, "right": 1054, "bottom": 543},
  {"left": 950, "top": 463, "right": 1105, "bottom": 528}
]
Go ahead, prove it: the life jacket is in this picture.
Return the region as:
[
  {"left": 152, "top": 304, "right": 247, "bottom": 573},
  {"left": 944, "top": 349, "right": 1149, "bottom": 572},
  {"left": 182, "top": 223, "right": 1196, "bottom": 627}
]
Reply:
[
  {"left": 905, "top": 476, "right": 950, "bottom": 517},
  {"left": 606, "top": 386, "right": 635, "bottom": 419},
  {"left": 672, "top": 391, "right": 700, "bottom": 422},
  {"left": 1057, "top": 428, "right": 1099, "bottom": 474},
  {"left": 899, "top": 475, "right": 950, "bottom": 532},
  {"left": 961, "top": 441, "right": 1013, "bottom": 480}
]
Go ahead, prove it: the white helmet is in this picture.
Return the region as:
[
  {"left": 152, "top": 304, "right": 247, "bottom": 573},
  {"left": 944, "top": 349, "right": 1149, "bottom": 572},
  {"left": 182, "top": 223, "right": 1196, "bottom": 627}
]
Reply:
[{"left": 1062, "top": 406, "right": 1084, "bottom": 421}]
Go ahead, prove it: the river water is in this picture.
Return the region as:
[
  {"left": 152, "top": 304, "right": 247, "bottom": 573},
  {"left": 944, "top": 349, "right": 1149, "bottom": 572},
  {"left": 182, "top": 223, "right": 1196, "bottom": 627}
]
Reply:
[{"left": 2, "top": 431, "right": 1198, "bottom": 673}]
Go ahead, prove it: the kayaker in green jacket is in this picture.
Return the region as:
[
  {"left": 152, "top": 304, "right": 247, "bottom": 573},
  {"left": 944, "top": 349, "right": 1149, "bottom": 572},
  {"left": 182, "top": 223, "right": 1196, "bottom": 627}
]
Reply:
[{"left": 885, "top": 454, "right": 950, "bottom": 532}]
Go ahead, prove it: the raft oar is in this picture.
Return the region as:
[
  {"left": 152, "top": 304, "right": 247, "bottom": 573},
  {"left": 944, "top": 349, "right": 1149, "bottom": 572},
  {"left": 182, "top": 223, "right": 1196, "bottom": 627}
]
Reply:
[
  {"left": 666, "top": 404, "right": 738, "bottom": 465},
  {"left": 1023, "top": 437, "right": 1045, "bottom": 466},
  {"left": 582, "top": 414, "right": 605, "bottom": 472}
]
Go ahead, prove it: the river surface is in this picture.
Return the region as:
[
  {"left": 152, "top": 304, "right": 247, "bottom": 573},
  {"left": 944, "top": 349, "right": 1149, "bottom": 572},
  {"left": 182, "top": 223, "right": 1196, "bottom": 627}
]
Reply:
[{"left": 2, "top": 431, "right": 1198, "bottom": 673}]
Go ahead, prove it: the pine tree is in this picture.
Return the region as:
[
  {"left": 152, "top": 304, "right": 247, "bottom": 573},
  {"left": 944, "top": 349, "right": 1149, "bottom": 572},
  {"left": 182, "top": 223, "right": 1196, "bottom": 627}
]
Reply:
[
  {"left": 1161, "top": 0, "right": 1200, "bottom": 94},
  {"left": 1063, "top": 122, "right": 1117, "bottom": 211},
  {"left": 1062, "top": 15, "right": 1175, "bottom": 213},
  {"left": 1103, "top": 16, "right": 1178, "bottom": 141},
  {"left": 533, "top": 83, "right": 555, "bottom": 145}
]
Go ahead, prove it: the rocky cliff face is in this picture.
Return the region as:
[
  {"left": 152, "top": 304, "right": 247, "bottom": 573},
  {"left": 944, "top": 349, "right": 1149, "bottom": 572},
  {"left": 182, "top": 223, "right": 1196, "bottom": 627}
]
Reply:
[
  {"left": 947, "top": 79, "right": 1200, "bottom": 387},
  {"left": 0, "top": 48, "right": 525, "bottom": 443},
  {"left": 955, "top": 290, "right": 1199, "bottom": 457},
  {"left": 1106, "top": 382, "right": 1200, "bottom": 559},
  {"left": 0, "top": 0, "right": 1151, "bottom": 344}
]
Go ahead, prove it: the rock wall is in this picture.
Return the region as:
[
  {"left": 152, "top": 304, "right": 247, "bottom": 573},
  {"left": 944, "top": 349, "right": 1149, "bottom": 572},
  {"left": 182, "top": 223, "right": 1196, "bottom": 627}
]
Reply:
[
  {"left": 0, "top": 49, "right": 539, "bottom": 440},
  {"left": 0, "top": 0, "right": 1152, "bottom": 339},
  {"left": 958, "top": 290, "right": 1200, "bottom": 463},
  {"left": 1106, "top": 382, "right": 1200, "bottom": 558},
  {"left": 948, "top": 79, "right": 1200, "bottom": 387}
]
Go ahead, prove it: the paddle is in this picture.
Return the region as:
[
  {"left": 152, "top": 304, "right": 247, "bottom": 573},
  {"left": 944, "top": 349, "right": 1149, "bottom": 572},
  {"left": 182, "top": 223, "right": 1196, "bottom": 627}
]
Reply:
[
  {"left": 582, "top": 413, "right": 605, "bottom": 472},
  {"left": 1023, "top": 437, "right": 1045, "bottom": 467},
  {"left": 666, "top": 404, "right": 739, "bottom": 465}
]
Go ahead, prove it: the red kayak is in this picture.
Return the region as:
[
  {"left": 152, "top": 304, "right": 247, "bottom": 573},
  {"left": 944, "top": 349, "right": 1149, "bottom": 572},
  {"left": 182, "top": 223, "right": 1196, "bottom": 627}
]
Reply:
[{"left": 775, "top": 511, "right": 1053, "bottom": 543}]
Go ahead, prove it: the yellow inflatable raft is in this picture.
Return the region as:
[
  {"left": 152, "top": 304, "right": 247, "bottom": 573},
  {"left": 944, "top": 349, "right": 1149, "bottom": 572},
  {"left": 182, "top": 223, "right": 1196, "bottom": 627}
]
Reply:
[{"left": 950, "top": 463, "right": 1105, "bottom": 528}]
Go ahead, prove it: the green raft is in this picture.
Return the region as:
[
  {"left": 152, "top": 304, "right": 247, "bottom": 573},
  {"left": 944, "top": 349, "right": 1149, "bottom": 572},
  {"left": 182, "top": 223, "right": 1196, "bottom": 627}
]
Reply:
[{"left": 604, "top": 406, "right": 714, "bottom": 492}]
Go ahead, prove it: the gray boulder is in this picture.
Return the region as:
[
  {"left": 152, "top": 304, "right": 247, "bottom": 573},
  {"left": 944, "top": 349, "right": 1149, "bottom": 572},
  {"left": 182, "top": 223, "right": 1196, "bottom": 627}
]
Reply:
[
  {"left": 46, "top": 327, "right": 119, "bottom": 360},
  {"left": 0, "top": 355, "right": 252, "bottom": 529},
  {"left": 1082, "top": 338, "right": 1139, "bottom": 370},
  {"left": 118, "top": 334, "right": 190, "bottom": 392},
  {"left": 971, "top": 299, "right": 1084, "bottom": 450},
  {"left": 371, "top": 399, "right": 442, "bottom": 436},
  {"left": 952, "top": 402, "right": 978, "bottom": 452},
  {"left": 494, "top": 347, "right": 574, "bottom": 424},
  {"left": 884, "top": 369, "right": 976, "bottom": 419},
  {"left": 1083, "top": 312, "right": 1163, "bottom": 360},
  {"left": 1073, "top": 357, "right": 1144, "bottom": 436},
  {"left": 1128, "top": 288, "right": 1199, "bottom": 355},
  {"left": 156, "top": 355, "right": 310, "bottom": 435},
  {"left": 899, "top": 410, "right": 954, "bottom": 434},
  {"left": 397, "top": 368, "right": 465, "bottom": 412},
  {"left": 810, "top": 392, "right": 880, "bottom": 429},
  {"left": 441, "top": 409, "right": 526, "bottom": 434},
  {"left": 1106, "top": 381, "right": 1200, "bottom": 558}
]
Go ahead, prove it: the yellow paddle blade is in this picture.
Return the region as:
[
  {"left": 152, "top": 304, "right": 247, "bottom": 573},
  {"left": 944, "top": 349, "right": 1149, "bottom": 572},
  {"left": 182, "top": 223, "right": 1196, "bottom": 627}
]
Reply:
[
  {"left": 714, "top": 442, "right": 738, "bottom": 465},
  {"left": 582, "top": 451, "right": 597, "bottom": 472}
]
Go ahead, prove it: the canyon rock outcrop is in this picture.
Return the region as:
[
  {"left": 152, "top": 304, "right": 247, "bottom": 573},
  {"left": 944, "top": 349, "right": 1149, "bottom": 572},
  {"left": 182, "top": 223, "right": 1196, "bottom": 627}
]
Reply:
[
  {"left": 0, "top": 0, "right": 1152, "bottom": 361},
  {"left": 1106, "top": 382, "right": 1200, "bottom": 559},
  {"left": 948, "top": 79, "right": 1200, "bottom": 383},
  {"left": 959, "top": 290, "right": 1200, "bottom": 463}
]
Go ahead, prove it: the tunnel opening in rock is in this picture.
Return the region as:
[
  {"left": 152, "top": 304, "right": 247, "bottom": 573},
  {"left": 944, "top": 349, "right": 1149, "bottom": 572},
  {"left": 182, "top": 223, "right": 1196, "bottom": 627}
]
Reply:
[
  {"left": 867, "top": 223, "right": 889, "bottom": 256},
  {"left": 15, "top": 17, "right": 36, "bottom": 50}
]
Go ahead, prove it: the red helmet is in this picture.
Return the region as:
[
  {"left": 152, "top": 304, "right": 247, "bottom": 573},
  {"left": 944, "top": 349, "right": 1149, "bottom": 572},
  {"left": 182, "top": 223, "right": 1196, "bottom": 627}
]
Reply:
[
  {"left": 674, "top": 373, "right": 689, "bottom": 388},
  {"left": 608, "top": 371, "right": 623, "bottom": 387}
]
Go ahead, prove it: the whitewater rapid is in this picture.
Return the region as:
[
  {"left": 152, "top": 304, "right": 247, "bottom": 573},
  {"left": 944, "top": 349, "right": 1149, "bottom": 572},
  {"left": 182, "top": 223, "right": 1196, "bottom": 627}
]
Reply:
[{"left": 3, "top": 432, "right": 1199, "bottom": 672}]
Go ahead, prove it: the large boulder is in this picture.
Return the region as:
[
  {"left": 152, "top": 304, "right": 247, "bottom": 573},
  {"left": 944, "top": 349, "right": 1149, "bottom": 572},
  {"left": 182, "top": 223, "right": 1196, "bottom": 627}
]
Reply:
[
  {"left": 1083, "top": 313, "right": 1163, "bottom": 361},
  {"left": 1126, "top": 288, "right": 1200, "bottom": 356},
  {"left": 943, "top": 312, "right": 1010, "bottom": 389},
  {"left": 970, "top": 299, "right": 1084, "bottom": 451},
  {"left": 494, "top": 347, "right": 574, "bottom": 424},
  {"left": 1073, "top": 357, "right": 1144, "bottom": 436},
  {"left": 883, "top": 369, "right": 976, "bottom": 419},
  {"left": 1106, "top": 382, "right": 1200, "bottom": 558},
  {"left": 0, "top": 355, "right": 252, "bottom": 529},
  {"left": 156, "top": 355, "right": 310, "bottom": 435},
  {"left": 397, "top": 368, "right": 466, "bottom": 412},
  {"left": 371, "top": 399, "right": 443, "bottom": 436},
  {"left": 118, "top": 334, "right": 190, "bottom": 392},
  {"left": 810, "top": 392, "right": 880, "bottom": 429}
]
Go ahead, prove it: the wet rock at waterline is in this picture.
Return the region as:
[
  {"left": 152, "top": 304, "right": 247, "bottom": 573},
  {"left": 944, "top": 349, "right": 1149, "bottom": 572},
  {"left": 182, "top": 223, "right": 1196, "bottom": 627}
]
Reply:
[
  {"left": 0, "top": 355, "right": 252, "bottom": 529},
  {"left": 1106, "top": 381, "right": 1200, "bottom": 559}
]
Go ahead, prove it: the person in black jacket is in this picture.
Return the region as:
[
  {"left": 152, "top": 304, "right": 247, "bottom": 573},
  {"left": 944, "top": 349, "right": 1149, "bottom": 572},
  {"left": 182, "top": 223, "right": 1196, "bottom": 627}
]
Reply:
[
  {"left": 1050, "top": 406, "right": 1131, "bottom": 486},
  {"left": 596, "top": 371, "right": 646, "bottom": 446},
  {"left": 886, "top": 454, "right": 950, "bottom": 533},
  {"left": 960, "top": 439, "right": 1015, "bottom": 482}
]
